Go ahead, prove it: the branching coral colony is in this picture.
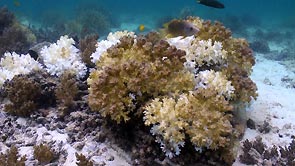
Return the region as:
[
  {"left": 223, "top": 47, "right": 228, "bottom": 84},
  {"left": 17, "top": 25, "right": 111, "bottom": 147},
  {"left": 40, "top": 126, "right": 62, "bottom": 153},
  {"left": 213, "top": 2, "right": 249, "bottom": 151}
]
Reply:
[
  {"left": 0, "top": 14, "right": 257, "bottom": 165},
  {"left": 87, "top": 17, "right": 257, "bottom": 163}
]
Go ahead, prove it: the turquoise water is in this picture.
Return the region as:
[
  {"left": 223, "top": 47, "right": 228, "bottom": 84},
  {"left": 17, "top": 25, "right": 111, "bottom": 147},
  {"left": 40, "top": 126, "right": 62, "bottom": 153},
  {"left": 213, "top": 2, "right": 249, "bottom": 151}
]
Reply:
[
  {"left": 1, "top": 0, "right": 294, "bottom": 30},
  {"left": 1, "top": 0, "right": 295, "bottom": 54}
]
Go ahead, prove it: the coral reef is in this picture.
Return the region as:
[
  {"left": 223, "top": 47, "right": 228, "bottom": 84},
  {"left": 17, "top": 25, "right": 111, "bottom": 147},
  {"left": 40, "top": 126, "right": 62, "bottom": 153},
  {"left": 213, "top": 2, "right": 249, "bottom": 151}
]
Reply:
[
  {"left": 0, "top": 146, "right": 27, "bottom": 166},
  {"left": 88, "top": 17, "right": 257, "bottom": 162},
  {"left": 40, "top": 35, "right": 87, "bottom": 78},
  {"left": 88, "top": 33, "right": 195, "bottom": 123},
  {"left": 55, "top": 71, "right": 79, "bottom": 117},
  {"left": 33, "top": 143, "right": 57, "bottom": 164},
  {"left": 0, "top": 7, "right": 36, "bottom": 56},
  {"left": 239, "top": 137, "right": 295, "bottom": 166}
]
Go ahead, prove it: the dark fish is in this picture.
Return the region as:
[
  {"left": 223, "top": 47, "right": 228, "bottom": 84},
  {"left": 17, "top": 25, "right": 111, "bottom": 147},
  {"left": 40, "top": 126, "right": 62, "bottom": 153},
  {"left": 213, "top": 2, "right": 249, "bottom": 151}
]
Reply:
[
  {"left": 166, "top": 20, "right": 199, "bottom": 37},
  {"left": 197, "top": 0, "right": 225, "bottom": 9}
]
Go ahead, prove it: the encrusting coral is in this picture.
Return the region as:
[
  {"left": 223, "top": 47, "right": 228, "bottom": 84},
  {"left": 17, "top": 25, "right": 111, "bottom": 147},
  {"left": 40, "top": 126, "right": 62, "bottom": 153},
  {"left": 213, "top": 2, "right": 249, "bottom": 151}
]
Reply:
[{"left": 0, "top": 146, "right": 27, "bottom": 166}]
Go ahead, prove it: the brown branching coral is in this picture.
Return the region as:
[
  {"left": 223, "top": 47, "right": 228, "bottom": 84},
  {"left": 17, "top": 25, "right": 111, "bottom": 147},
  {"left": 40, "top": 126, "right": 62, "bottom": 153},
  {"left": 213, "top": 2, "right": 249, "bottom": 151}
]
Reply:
[
  {"left": 185, "top": 16, "right": 258, "bottom": 103},
  {"left": 33, "top": 143, "right": 57, "bottom": 164},
  {"left": 75, "top": 153, "right": 93, "bottom": 166},
  {"left": 3, "top": 74, "right": 42, "bottom": 117},
  {"left": 55, "top": 71, "right": 79, "bottom": 116},
  {"left": 88, "top": 34, "right": 195, "bottom": 123},
  {"left": 3, "top": 71, "right": 57, "bottom": 117},
  {"left": 0, "top": 7, "right": 36, "bottom": 56},
  {"left": 79, "top": 34, "right": 98, "bottom": 67},
  {"left": 0, "top": 146, "right": 27, "bottom": 166},
  {"left": 239, "top": 137, "right": 295, "bottom": 166}
]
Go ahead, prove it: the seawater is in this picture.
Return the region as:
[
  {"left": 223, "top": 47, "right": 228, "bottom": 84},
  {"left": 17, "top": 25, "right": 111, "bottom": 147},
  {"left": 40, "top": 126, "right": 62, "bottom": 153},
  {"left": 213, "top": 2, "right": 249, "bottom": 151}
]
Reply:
[
  {"left": 0, "top": 0, "right": 294, "bottom": 55},
  {"left": 1, "top": 0, "right": 294, "bottom": 28}
]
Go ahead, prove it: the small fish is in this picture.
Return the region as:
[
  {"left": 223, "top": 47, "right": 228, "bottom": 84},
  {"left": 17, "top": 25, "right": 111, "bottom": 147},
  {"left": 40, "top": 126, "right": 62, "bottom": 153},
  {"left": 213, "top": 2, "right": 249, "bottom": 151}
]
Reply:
[
  {"left": 166, "top": 20, "right": 199, "bottom": 37},
  {"left": 197, "top": 0, "right": 225, "bottom": 9},
  {"left": 138, "top": 24, "right": 145, "bottom": 32}
]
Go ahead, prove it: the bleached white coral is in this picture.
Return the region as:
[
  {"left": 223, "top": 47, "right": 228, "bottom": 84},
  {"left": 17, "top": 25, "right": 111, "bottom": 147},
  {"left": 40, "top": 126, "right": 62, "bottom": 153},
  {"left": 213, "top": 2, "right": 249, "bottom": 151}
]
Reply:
[
  {"left": 195, "top": 70, "right": 235, "bottom": 98},
  {"left": 91, "top": 31, "right": 136, "bottom": 63},
  {"left": 167, "top": 36, "right": 227, "bottom": 70},
  {"left": 0, "top": 52, "right": 42, "bottom": 87},
  {"left": 40, "top": 35, "right": 87, "bottom": 78}
]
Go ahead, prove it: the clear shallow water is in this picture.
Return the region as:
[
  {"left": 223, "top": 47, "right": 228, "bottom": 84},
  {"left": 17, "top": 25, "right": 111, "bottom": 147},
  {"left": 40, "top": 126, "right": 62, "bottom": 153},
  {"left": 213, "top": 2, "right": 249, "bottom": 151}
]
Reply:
[
  {"left": 0, "top": 0, "right": 294, "bottom": 55},
  {"left": 1, "top": 0, "right": 294, "bottom": 27}
]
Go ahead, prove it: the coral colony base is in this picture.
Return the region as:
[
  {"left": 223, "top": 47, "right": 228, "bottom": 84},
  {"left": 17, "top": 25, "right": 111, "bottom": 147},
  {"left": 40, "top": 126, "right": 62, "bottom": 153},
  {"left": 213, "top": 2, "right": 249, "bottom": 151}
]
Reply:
[{"left": 0, "top": 16, "right": 263, "bottom": 165}]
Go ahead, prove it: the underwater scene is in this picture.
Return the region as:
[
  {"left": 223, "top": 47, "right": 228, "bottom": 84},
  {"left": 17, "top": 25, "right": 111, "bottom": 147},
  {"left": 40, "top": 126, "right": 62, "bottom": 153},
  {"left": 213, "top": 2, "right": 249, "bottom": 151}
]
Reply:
[{"left": 0, "top": 0, "right": 295, "bottom": 165}]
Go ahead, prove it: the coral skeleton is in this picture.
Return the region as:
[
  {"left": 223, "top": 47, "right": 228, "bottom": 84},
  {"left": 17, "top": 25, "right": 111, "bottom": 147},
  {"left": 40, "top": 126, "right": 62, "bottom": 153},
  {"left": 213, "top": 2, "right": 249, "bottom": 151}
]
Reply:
[{"left": 40, "top": 35, "right": 87, "bottom": 78}]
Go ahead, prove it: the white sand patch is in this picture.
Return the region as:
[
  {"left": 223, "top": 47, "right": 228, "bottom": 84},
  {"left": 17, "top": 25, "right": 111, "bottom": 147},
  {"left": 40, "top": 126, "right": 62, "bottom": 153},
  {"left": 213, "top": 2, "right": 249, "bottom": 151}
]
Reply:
[{"left": 233, "top": 55, "right": 295, "bottom": 165}]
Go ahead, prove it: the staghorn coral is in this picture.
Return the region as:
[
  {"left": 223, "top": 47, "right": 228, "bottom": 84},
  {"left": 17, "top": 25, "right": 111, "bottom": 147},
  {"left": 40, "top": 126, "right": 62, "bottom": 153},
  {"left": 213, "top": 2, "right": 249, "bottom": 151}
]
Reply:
[
  {"left": 33, "top": 143, "right": 56, "bottom": 164},
  {"left": 40, "top": 35, "right": 87, "bottom": 78},
  {"left": 0, "top": 146, "right": 27, "bottom": 166},
  {"left": 0, "top": 7, "right": 36, "bottom": 56},
  {"left": 88, "top": 33, "right": 195, "bottom": 123},
  {"left": 55, "top": 71, "right": 79, "bottom": 116},
  {"left": 144, "top": 89, "right": 233, "bottom": 158}
]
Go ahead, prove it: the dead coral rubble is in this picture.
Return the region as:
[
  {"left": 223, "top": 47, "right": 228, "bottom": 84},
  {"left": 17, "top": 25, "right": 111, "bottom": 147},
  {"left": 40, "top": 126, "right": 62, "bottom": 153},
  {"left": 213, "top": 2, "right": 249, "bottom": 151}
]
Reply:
[{"left": 239, "top": 137, "right": 295, "bottom": 166}]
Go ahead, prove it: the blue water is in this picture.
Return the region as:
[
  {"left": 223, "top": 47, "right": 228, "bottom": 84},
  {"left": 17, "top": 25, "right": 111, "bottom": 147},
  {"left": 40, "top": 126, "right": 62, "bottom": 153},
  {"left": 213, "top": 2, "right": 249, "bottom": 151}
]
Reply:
[
  {"left": 1, "top": 0, "right": 294, "bottom": 26},
  {"left": 0, "top": 0, "right": 294, "bottom": 43}
]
